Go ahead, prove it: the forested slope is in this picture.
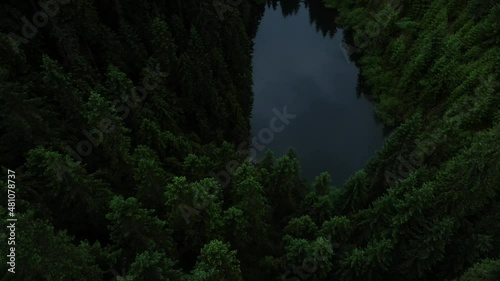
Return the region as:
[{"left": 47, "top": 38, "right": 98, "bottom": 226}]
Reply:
[
  {"left": 0, "top": 0, "right": 258, "bottom": 279},
  {"left": 314, "top": 0, "right": 500, "bottom": 280},
  {"left": 0, "top": 0, "right": 498, "bottom": 280}
]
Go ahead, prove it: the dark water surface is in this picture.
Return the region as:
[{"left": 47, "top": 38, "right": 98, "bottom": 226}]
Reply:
[{"left": 251, "top": 1, "right": 385, "bottom": 186}]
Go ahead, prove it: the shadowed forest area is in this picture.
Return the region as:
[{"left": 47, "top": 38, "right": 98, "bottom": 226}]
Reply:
[{"left": 0, "top": 0, "right": 499, "bottom": 280}]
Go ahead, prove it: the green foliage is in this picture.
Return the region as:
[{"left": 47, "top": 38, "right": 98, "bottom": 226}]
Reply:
[
  {"left": 458, "top": 259, "right": 500, "bottom": 281},
  {"left": 267, "top": 154, "right": 306, "bottom": 224},
  {"left": 116, "top": 251, "right": 183, "bottom": 281},
  {"left": 227, "top": 163, "right": 271, "bottom": 245},
  {"left": 339, "top": 238, "right": 394, "bottom": 281},
  {"left": 318, "top": 216, "right": 353, "bottom": 243},
  {"left": 312, "top": 172, "right": 332, "bottom": 196},
  {"left": 106, "top": 196, "right": 175, "bottom": 263},
  {"left": 189, "top": 240, "right": 243, "bottom": 281},
  {"left": 1, "top": 0, "right": 498, "bottom": 280},
  {"left": 0, "top": 210, "right": 101, "bottom": 280},
  {"left": 131, "top": 145, "right": 170, "bottom": 211},
  {"left": 23, "top": 148, "right": 111, "bottom": 235},
  {"left": 342, "top": 170, "right": 368, "bottom": 211},
  {"left": 284, "top": 215, "right": 318, "bottom": 240},
  {"left": 260, "top": 149, "right": 276, "bottom": 170},
  {"left": 164, "top": 177, "right": 225, "bottom": 251}
]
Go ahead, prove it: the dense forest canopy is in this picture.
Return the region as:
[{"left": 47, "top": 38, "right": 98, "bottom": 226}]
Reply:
[{"left": 0, "top": 0, "right": 498, "bottom": 280}]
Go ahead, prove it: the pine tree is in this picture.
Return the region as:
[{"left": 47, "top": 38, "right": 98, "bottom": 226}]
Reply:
[
  {"left": 131, "top": 145, "right": 170, "bottom": 212},
  {"left": 2, "top": 210, "right": 102, "bottom": 280},
  {"left": 458, "top": 259, "right": 500, "bottom": 281},
  {"left": 189, "top": 240, "right": 244, "bottom": 281},
  {"left": 106, "top": 196, "right": 175, "bottom": 266}
]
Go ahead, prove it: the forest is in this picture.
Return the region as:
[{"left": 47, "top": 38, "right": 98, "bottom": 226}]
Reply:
[{"left": 0, "top": 0, "right": 498, "bottom": 280}]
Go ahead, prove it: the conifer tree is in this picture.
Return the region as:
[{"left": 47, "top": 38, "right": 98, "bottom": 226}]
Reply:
[{"left": 189, "top": 240, "right": 244, "bottom": 281}]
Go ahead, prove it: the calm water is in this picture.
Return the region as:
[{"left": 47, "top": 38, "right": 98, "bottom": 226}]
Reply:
[{"left": 251, "top": 0, "right": 385, "bottom": 186}]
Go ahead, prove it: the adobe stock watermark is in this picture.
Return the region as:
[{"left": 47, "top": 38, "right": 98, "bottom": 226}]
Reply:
[
  {"left": 6, "top": 0, "right": 72, "bottom": 46},
  {"left": 384, "top": 130, "right": 447, "bottom": 187},
  {"left": 178, "top": 105, "right": 297, "bottom": 224},
  {"left": 339, "top": 0, "right": 403, "bottom": 63},
  {"left": 383, "top": 73, "right": 497, "bottom": 187},
  {"left": 213, "top": 0, "right": 243, "bottom": 21},
  {"left": 51, "top": 64, "right": 168, "bottom": 180}
]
